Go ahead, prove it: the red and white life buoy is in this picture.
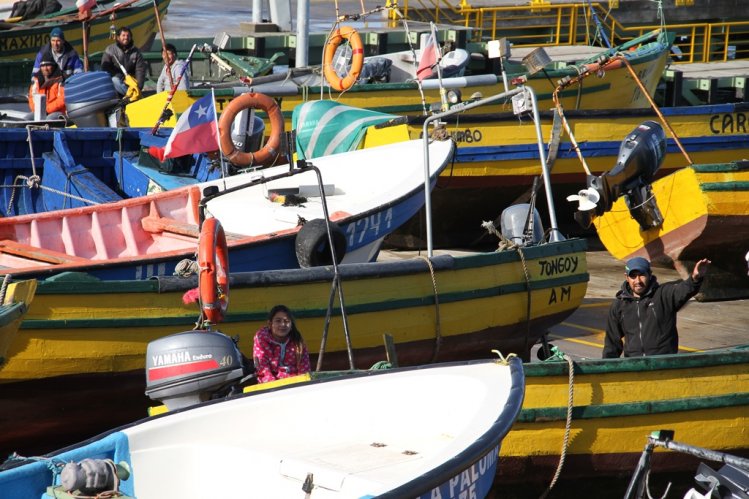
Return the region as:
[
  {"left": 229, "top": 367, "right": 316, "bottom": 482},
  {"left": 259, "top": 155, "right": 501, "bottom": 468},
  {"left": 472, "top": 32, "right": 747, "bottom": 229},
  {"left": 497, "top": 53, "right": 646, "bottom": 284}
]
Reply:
[
  {"left": 323, "top": 26, "right": 364, "bottom": 92},
  {"left": 218, "top": 92, "right": 285, "bottom": 167},
  {"left": 198, "top": 217, "right": 229, "bottom": 324}
]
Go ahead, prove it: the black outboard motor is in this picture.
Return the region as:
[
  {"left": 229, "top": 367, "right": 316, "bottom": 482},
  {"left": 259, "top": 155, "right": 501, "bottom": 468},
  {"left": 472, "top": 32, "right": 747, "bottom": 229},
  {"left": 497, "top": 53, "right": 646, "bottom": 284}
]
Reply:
[
  {"left": 145, "top": 330, "right": 252, "bottom": 411},
  {"left": 64, "top": 71, "right": 122, "bottom": 127},
  {"left": 572, "top": 120, "right": 666, "bottom": 230}
]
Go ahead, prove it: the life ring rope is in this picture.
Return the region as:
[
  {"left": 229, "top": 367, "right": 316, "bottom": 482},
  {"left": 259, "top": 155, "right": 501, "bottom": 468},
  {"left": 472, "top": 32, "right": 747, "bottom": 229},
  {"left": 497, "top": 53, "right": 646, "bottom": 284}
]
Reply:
[
  {"left": 198, "top": 217, "right": 229, "bottom": 325},
  {"left": 218, "top": 92, "right": 284, "bottom": 167},
  {"left": 323, "top": 26, "right": 364, "bottom": 92}
]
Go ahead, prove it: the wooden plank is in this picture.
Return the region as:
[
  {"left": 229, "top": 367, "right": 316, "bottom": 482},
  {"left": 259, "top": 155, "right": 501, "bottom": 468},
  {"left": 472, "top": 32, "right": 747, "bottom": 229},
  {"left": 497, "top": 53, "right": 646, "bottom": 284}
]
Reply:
[{"left": 0, "top": 240, "right": 90, "bottom": 264}]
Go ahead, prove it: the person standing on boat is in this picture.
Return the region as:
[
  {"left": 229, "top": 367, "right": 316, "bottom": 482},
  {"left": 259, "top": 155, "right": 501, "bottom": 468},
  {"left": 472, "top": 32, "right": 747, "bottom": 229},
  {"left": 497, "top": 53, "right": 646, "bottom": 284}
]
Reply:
[
  {"left": 100, "top": 26, "right": 148, "bottom": 96},
  {"left": 603, "top": 257, "right": 710, "bottom": 358},
  {"left": 28, "top": 54, "right": 66, "bottom": 115},
  {"left": 156, "top": 43, "right": 190, "bottom": 93},
  {"left": 253, "top": 305, "right": 311, "bottom": 383},
  {"left": 31, "top": 27, "right": 83, "bottom": 81}
]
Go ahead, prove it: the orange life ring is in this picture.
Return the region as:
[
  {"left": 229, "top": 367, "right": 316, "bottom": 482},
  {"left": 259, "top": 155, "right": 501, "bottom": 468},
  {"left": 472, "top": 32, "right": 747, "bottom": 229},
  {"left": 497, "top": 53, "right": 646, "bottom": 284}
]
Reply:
[
  {"left": 218, "top": 92, "right": 284, "bottom": 167},
  {"left": 323, "top": 26, "right": 364, "bottom": 92},
  {"left": 198, "top": 217, "right": 230, "bottom": 325}
]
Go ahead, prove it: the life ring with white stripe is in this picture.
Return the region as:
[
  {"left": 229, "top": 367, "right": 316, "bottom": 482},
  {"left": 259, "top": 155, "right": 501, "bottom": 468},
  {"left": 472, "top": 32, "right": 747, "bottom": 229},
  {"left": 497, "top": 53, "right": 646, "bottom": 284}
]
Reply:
[
  {"left": 199, "top": 217, "right": 230, "bottom": 324},
  {"left": 323, "top": 26, "right": 364, "bottom": 92},
  {"left": 218, "top": 92, "right": 284, "bottom": 167}
]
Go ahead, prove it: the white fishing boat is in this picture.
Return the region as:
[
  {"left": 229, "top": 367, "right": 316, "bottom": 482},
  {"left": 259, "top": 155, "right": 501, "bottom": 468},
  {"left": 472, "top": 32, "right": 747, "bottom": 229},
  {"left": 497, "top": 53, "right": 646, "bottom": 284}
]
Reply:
[{"left": 0, "top": 357, "right": 524, "bottom": 499}]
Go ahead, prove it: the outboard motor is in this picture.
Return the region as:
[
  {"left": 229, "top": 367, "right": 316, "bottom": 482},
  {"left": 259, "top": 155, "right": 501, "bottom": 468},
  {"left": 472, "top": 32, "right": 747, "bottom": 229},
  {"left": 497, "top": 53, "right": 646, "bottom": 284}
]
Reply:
[
  {"left": 569, "top": 120, "right": 666, "bottom": 230},
  {"left": 64, "top": 71, "right": 121, "bottom": 127},
  {"left": 500, "top": 203, "right": 544, "bottom": 246},
  {"left": 230, "top": 111, "right": 266, "bottom": 154},
  {"left": 145, "top": 330, "right": 250, "bottom": 411}
]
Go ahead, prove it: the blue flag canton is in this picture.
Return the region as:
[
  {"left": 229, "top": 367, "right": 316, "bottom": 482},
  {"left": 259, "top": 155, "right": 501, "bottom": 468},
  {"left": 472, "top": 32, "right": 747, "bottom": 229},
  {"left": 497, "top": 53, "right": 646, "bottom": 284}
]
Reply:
[{"left": 187, "top": 94, "right": 216, "bottom": 127}]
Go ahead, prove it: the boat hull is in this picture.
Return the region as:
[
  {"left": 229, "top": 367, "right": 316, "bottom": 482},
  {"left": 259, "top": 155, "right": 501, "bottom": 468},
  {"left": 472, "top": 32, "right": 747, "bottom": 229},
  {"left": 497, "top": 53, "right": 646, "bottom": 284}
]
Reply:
[
  {"left": 594, "top": 161, "right": 749, "bottom": 300},
  {"left": 498, "top": 346, "right": 749, "bottom": 482},
  {"left": 0, "top": 0, "right": 168, "bottom": 62},
  {"left": 1, "top": 359, "right": 525, "bottom": 499},
  {"left": 0, "top": 239, "right": 588, "bottom": 456}
]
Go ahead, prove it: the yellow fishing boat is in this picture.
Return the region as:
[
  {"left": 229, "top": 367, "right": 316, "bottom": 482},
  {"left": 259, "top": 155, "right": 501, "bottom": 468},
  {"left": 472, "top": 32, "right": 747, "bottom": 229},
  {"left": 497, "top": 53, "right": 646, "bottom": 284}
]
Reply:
[
  {"left": 592, "top": 160, "right": 749, "bottom": 301},
  {"left": 499, "top": 345, "right": 749, "bottom": 483},
  {"left": 126, "top": 29, "right": 673, "bottom": 130},
  {"left": 0, "top": 237, "right": 588, "bottom": 456},
  {"left": 0, "top": 0, "right": 169, "bottom": 61}
]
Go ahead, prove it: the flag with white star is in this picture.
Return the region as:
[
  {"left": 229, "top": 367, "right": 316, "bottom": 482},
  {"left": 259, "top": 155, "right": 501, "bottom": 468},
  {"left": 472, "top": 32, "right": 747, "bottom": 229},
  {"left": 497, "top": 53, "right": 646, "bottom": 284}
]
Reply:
[{"left": 163, "top": 93, "right": 219, "bottom": 159}]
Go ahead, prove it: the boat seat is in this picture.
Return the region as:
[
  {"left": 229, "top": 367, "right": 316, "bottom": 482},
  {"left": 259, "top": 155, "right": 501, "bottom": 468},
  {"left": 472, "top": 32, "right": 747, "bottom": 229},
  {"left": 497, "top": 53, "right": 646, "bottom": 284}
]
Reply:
[
  {"left": 0, "top": 239, "right": 90, "bottom": 264},
  {"left": 141, "top": 216, "right": 245, "bottom": 242}
]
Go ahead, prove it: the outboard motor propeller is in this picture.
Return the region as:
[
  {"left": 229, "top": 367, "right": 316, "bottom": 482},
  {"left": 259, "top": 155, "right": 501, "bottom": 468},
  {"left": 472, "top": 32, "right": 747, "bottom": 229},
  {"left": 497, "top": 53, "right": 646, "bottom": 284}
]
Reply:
[
  {"left": 145, "top": 330, "right": 253, "bottom": 411},
  {"left": 568, "top": 120, "right": 666, "bottom": 230}
]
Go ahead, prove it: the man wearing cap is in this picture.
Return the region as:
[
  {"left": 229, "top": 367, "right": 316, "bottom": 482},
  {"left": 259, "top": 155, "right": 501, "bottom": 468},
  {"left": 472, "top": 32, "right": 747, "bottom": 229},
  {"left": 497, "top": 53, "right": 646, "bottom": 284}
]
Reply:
[
  {"left": 28, "top": 55, "right": 66, "bottom": 115},
  {"left": 603, "top": 256, "right": 711, "bottom": 358},
  {"left": 32, "top": 27, "right": 84, "bottom": 81}
]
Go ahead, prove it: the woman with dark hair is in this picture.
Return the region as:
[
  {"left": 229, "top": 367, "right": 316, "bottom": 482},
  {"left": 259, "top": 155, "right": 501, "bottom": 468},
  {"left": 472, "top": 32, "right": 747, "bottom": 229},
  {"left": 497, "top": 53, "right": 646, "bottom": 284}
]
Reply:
[{"left": 253, "top": 305, "right": 311, "bottom": 383}]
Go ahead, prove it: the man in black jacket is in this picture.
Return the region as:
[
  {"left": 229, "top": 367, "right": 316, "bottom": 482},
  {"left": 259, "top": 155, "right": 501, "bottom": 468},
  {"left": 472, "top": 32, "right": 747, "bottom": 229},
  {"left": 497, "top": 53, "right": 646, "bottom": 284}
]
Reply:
[
  {"left": 100, "top": 26, "right": 147, "bottom": 96},
  {"left": 603, "top": 256, "right": 710, "bottom": 358}
]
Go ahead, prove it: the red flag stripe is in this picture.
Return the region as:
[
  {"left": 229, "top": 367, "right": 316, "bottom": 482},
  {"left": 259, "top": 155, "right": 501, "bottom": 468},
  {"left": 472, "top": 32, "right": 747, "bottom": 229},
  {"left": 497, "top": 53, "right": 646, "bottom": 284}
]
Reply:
[{"left": 148, "top": 359, "right": 220, "bottom": 381}]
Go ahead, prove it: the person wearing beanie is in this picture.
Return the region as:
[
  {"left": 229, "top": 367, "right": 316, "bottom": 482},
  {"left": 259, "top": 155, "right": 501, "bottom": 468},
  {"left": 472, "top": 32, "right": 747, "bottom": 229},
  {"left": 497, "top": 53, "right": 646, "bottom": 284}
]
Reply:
[
  {"left": 31, "top": 26, "right": 84, "bottom": 81},
  {"left": 28, "top": 55, "right": 66, "bottom": 115},
  {"left": 603, "top": 256, "right": 711, "bottom": 358},
  {"left": 156, "top": 43, "right": 190, "bottom": 93},
  {"left": 100, "top": 26, "right": 148, "bottom": 96}
]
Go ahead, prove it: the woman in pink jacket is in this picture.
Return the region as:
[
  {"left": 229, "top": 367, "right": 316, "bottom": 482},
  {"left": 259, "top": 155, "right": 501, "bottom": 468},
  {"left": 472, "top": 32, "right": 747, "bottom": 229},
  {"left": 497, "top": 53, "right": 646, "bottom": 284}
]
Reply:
[{"left": 253, "top": 305, "right": 311, "bottom": 383}]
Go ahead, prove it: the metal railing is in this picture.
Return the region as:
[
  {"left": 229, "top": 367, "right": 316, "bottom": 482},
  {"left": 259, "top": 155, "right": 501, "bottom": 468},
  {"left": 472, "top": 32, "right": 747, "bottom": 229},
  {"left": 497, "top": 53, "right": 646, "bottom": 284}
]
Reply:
[{"left": 393, "top": 1, "right": 749, "bottom": 63}]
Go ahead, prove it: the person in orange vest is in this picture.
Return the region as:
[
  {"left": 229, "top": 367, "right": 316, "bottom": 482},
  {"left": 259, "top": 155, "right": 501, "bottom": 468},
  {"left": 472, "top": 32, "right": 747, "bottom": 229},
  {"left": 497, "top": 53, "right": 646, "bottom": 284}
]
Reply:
[{"left": 28, "top": 54, "right": 66, "bottom": 115}]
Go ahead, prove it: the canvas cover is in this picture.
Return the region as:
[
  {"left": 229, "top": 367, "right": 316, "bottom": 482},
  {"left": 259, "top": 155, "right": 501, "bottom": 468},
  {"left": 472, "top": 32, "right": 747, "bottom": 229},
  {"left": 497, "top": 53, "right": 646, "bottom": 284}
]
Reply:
[{"left": 292, "top": 100, "right": 398, "bottom": 160}]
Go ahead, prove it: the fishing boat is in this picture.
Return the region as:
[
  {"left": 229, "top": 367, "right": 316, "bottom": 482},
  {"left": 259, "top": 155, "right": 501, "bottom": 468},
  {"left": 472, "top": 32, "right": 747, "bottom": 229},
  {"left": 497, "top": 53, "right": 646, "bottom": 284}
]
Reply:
[
  {"left": 0, "top": 0, "right": 168, "bottom": 62},
  {"left": 125, "top": 29, "right": 674, "bottom": 130},
  {"left": 567, "top": 120, "right": 749, "bottom": 301},
  {"left": 0, "top": 137, "right": 454, "bottom": 279},
  {"left": 0, "top": 233, "right": 587, "bottom": 455},
  {"left": 497, "top": 344, "right": 749, "bottom": 484},
  {"left": 0, "top": 358, "right": 524, "bottom": 499}
]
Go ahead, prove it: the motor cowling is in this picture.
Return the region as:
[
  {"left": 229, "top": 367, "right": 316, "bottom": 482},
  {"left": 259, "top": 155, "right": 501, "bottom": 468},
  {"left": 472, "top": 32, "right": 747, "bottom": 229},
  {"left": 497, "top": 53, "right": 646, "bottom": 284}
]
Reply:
[
  {"left": 145, "top": 330, "right": 249, "bottom": 411},
  {"left": 64, "top": 71, "right": 121, "bottom": 127},
  {"left": 571, "top": 120, "right": 666, "bottom": 230}
]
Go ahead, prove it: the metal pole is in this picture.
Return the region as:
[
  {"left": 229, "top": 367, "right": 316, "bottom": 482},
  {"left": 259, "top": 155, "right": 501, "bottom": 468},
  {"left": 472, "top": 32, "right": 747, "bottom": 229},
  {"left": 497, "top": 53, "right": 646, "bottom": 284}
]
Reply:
[
  {"left": 295, "top": 0, "right": 309, "bottom": 67},
  {"left": 526, "top": 86, "right": 564, "bottom": 242},
  {"left": 421, "top": 87, "right": 526, "bottom": 256},
  {"left": 252, "top": 0, "right": 262, "bottom": 23}
]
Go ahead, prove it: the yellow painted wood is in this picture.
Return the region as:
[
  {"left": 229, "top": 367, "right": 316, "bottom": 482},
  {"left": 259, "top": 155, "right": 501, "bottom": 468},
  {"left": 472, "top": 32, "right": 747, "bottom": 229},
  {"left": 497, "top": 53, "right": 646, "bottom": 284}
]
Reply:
[
  {"left": 0, "top": 249, "right": 588, "bottom": 381},
  {"left": 595, "top": 165, "right": 749, "bottom": 259},
  {"left": 503, "top": 406, "right": 749, "bottom": 456}
]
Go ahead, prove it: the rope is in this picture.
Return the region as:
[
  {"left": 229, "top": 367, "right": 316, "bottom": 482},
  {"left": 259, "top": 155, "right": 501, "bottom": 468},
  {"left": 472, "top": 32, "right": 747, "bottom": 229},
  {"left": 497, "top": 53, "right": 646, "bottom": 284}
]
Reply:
[
  {"left": 539, "top": 353, "right": 575, "bottom": 499},
  {"left": 369, "top": 360, "right": 392, "bottom": 370},
  {"left": 491, "top": 350, "right": 517, "bottom": 365},
  {"left": 418, "top": 255, "right": 442, "bottom": 363},
  {"left": 2, "top": 177, "right": 102, "bottom": 208},
  {"left": 0, "top": 274, "right": 11, "bottom": 304},
  {"left": 173, "top": 259, "right": 199, "bottom": 277}
]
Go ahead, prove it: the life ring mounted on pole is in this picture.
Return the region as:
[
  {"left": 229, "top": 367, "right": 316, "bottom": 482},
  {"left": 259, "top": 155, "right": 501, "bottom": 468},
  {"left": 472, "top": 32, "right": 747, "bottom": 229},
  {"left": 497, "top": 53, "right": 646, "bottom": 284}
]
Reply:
[
  {"left": 218, "top": 92, "right": 284, "bottom": 167},
  {"left": 323, "top": 26, "right": 364, "bottom": 92},
  {"left": 198, "top": 217, "right": 230, "bottom": 325}
]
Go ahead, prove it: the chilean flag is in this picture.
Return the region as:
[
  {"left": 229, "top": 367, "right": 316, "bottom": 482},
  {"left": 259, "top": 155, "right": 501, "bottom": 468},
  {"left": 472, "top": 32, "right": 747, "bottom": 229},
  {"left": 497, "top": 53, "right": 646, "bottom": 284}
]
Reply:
[
  {"left": 163, "top": 94, "right": 220, "bottom": 159},
  {"left": 416, "top": 33, "right": 439, "bottom": 81}
]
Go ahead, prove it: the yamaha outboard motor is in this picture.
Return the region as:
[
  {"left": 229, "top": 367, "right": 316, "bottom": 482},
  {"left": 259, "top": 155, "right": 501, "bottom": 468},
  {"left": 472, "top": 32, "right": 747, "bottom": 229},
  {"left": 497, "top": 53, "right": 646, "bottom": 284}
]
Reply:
[
  {"left": 145, "top": 330, "right": 250, "bottom": 411},
  {"left": 230, "top": 111, "right": 266, "bottom": 154},
  {"left": 64, "top": 71, "right": 121, "bottom": 127},
  {"left": 569, "top": 120, "right": 666, "bottom": 230}
]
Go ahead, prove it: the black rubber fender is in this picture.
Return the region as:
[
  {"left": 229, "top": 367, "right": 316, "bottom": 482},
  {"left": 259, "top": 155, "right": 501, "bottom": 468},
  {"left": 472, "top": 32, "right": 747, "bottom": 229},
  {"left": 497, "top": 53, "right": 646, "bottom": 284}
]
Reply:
[{"left": 295, "top": 219, "right": 347, "bottom": 268}]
